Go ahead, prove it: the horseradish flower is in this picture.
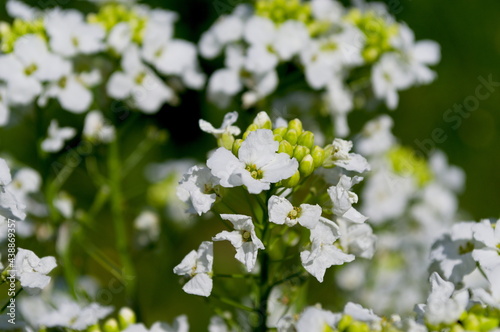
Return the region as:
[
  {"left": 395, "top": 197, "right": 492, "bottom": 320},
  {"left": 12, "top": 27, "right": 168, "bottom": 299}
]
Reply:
[
  {"left": 177, "top": 165, "right": 220, "bottom": 216},
  {"left": 300, "top": 217, "right": 354, "bottom": 282},
  {"left": 41, "top": 120, "right": 76, "bottom": 153},
  {"left": 207, "top": 129, "right": 298, "bottom": 194},
  {"left": 296, "top": 307, "right": 339, "bottom": 332},
  {"left": 371, "top": 53, "right": 412, "bottom": 110},
  {"left": 328, "top": 175, "right": 368, "bottom": 224},
  {"left": 107, "top": 45, "right": 174, "bottom": 113},
  {"left": 123, "top": 316, "right": 189, "bottom": 332},
  {"left": 472, "top": 267, "right": 500, "bottom": 309},
  {"left": 417, "top": 272, "right": 469, "bottom": 326},
  {"left": 0, "top": 158, "right": 26, "bottom": 220},
  {"left": 173, "top": 241, "right": 213, "bottom": 297},
  {"left": 268, "top": 195, "right": 321, "bottom": 229},
  {"left": 471, "top": 219, "right": 500, "bottom": 272},
  {"left": 199, "top": 111, "right": 241, "bottom": 138},
  {"left": 355, "top": 115, "right": 396, "bottom": 157},
  {"left": 39, "top": 301, "right": 113, "bottom": 330},
  {"left": 212, "top": 214, "right": 264, "bottom": 272},
  {"left": 14, "top": 248, "right": 57, "bottom": 295},
  {"left": 324, "top": 138, "right": 370, "bottom": 173},
  {"left": 83, "top": 110, "right": 115, "bottom": 143},
  {"left": 45, "top": 9, "right": 105, "bottom": 57},
  {"left": 337, "top": 218, "right": 376, "bottom": 259}
]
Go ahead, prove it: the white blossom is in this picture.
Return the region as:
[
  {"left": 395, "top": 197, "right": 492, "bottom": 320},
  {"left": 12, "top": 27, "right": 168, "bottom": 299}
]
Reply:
[
  {"left": 199, "top": 111, "right": 241, "bottom": 138},
  {"left": 212, "top": 214, "right": 264, "bottom": 272},
  {"left": 173, "top": 241, "right": 213, "bottom": 297},
  {"left": 356, "top": 115, "right": 396, "bottom": 157},
  {"left": 268, "top": 195, "right": 321, "bottom": 229},
  {"left": 177, "top": 165, "right": 220, "bottom": 215},
  {"left": 123, "top": 316, "right": 189, "bottom": 332},
  {"left": 41, "top": 120, "right": 76, "bottom": 153},
  {"left": 471, "top": 219, "right": 500, "bottom": 272},
  {"left": 326, "top": 138, "right": 370, "bottom": 173},
  {"left": 328, "top": 175, "right": 367, "bottom": 223},
  {"left": 296, "top": 306, "right": 340, "bottom": 332},
  {"left": 83, "top": 110, "right": 115, "bottom": 143},
  {"left": 207, "top": 129, "right": 298, "bottom": 194},
  {"left": 14, "top": 248, "right": 57, "bottom": 295}
]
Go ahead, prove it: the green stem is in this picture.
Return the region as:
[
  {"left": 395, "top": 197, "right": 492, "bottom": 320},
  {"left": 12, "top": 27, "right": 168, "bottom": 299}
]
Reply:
[
  {"left": 212, "top": 294, "right": 257, "bottom": 313},
  {"left": 121, "top": 135, "right": 156, "bottom": 178},
  {"left": 108, "top": 138, "right": 136, "bottom": 301},
  {"left": 0, "top": 288, "right": 23, "bottom": 314},
  {"left": 213, "top": 274, "right": 258, "bottom": 279}
]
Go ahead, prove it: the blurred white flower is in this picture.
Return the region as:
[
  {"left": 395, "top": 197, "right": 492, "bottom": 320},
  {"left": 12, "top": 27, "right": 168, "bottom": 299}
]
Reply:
[
  {"left": 173, "top": 241, "right": 213, "bottom": 297},
  {"left": 472, "top": 219, "right": 500, "bottom": 272},
  {"left": 356, "top": 115, "right": 396, "bottom": 157},
  {"left": 296, "top": 306, "right": 339, "bottom": 332},
  {"left": 15, "top": 248, "right": 57, "bottom": 295},
  {"left": 123, "top": 316, "right": 188, "bottom": 332},
  {"left": 199, "top": 111, "right": 241, "bottom": 138},
  {"left": 41, "top": 120, "right": 76, "bottom": 153},
  {"left": 177, "top": 165, "right": 220, "bottom": 216},
  {"left": 328, "top": 175, "right": 367, "bottom": 223},
  {"left": 83, "top": 110, "right": 115, "bottom": 143},
  {"left": 213, "top": 214, "right": 264, "bottom": 272}
]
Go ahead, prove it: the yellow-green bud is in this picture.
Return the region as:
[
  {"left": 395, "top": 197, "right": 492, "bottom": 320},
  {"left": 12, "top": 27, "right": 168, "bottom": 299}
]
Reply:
[
  {"left": 462, "top": 313, "right": 480, "bottom": 331},
  {"left": 274, "top": 134, "right": 283, "bottom": 142},
  {"left": 284, "top": 129, "right": 298, "bottom": 145},
  {"left": 299, "top": 154, "right": 314, "bottom": 177},
  {"left": 282, "top": 170, "right": 300, "bottom": 188},
  {"left": 346, "top": 321, "right": 369, "bottom": 332},
  {"left": 118, "top": 307, "right": 136, "bottom": 329},
  {"left": 253, "top": 111, "right": 272, "bottom": 129},
  {"left": 278, "top": 140, "right": 294, "bottom": 156},
  {"left": 103, "top": 318, "right": 119, "bottom": 332},
  {"left": 322, "top": 144, "right": 336, "bottom": 168},
  {"left": 273, "top": 126, "right": 288, "bottom": 137},
  {"left": 338, "top": 315, "right": 353, "bottom": 331},
  {"left": 479, "top": 316, "right": 499, "bottom": 331},
  {"left": 217, "top": 132, "right": 235, "bottom": 150},
  {"left": 288, "top": 119, "right": 303, "bottom": 136},
  {"left": 86, "top": 324, "right": 102, "bottom": 332},
  {"left": 293, "top": 145, "right": 309, "bottom": 162},
  {"left": 449, "top": 324, "right": 465, "bottom": 332},
  {"left": 311, "top": 146, "right": 325, "bottom": 168},
  {"left": 232, "top": 139, "right": 243, "bottom": 156},
  {"left": 297, "top": 131, "right": 314, "bottom": 149}
]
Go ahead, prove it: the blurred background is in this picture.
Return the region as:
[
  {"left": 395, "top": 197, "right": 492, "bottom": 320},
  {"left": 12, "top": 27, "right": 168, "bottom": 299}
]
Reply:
[{"left": 0, "top": 0, "right": 499, "bottom": 330}]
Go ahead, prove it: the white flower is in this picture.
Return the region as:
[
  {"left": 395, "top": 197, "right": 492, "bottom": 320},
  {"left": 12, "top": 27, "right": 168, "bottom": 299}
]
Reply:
[
  {"left": 310, "top": 0, "right": 345, "bottom": 22},
  {"left": 356, "top": 115, "right": 396, "bottom": 157},
  {"left": 0, "top": 160, "right": 26, "bottom": 221},
  {"left": 53, "top": 192, "right": 74, "bottom": 219},
  {"left": 371, "top": 53, "right": 413, "bottom": 110},
  {"left": 326, "top": 138, "right": 370, "bottom": 173},
  {"left": 14, "top": 248, "right": 57, "bottom": 295},
  {"left": 268, "top": 195, "right": 321, "bottom": 229},
  {"left": 7, "top": 167, "right": 43, "bottom": 216},
  {"left": 108, "top": 22, "right": 132, "bottom": 54},
  {"left": 6, "top": 0, "right": 38, "bottom": 20},
  {"left": 177, "top": 165, "right": 220, "bottom": 216},
  {"left": 40, "top": 301, "right": 113, "bottom": 330},
  {"left": 207, "top": 129, "right": 298, "bottom": 194},
  {"left": 429, "top": 150, "right": 465, "bottom": 193},
  {"left": 393, "top": 24, "right": 441, "bottom": 85},
  {"left": 343, "top": 302, "right": 381, "bottom": 323},
  {"left": 212, "top": 214, "right": 264, "bottom": 272},
  {"left": 41, "top": 120, "right": 76, "bottom": 153},
  {"left": 39, "top": 61, "right": 99, "bottom": 113},
  {"left": 296, "top": 307, "right": 340, "bottom": 332},
  {"left": 173, "top": 241, "right": 213, "bottom": 297},
  {"left": 45, "top": 9, "right": 105, "bottom": 57},
  {"left": 83, "top": 110, "right": 115, "bottom": 143},
  {"left": 328, "top": 175, "right": 367, "bottom": 223},
  {"left": 418, "top": 272, "right": 469, "bottom": 326},
  {"left": 472, "top": 267, "right": 500, "bottom": 309},
  {"left": 300, "top": 217, "right": 355, "bottom": 282},
  {"left": 134, "top": 210, "right": 160, "bottom": 246},
  {"left": 0, "top": 35, "right": 66, "bottom": 105},
  {"left": 324, "top": 78, "right": 354, "bottom": 138},
  {"left": 199, "top": 111, "right": 241, "bottom": 138},
  {"left": 337, "top": 219, "right": 376, "bottom": 259},
  {"left": 0, "top": 85, "right": 10, "bottom": 127},
  {"left": 471, "top": 219, "right": 500, "bottom": 272},
  {"left": 107, "top": 45, "right": 174, "bottom": 113}
]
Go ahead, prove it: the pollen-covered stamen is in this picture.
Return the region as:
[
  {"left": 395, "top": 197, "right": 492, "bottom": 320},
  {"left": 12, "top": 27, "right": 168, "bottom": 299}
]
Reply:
[
  {"left": 242, "top": 230, "right": 252, "bottom": 242},
  {"left": 245, "top": 164, "right": 264, "bottom": 180},
  {"left": 287, "top": 206, "right": 301, "bottom": 220}
]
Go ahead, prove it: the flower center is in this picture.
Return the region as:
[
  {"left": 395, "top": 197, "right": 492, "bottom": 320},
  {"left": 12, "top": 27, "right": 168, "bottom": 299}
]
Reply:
[
  {"left": 287, "top": 206, "right": 301, "bottom": 220},
  {"left": 24, "top": 63, "right": 38, "bottom": 76},
  {"left": 71, "top": 36, "right": 79, "bottom": 47},
  {"left": 242, "top": 230, "right": 252, "bottom": 242},
  {"left": 135, "top": 71, "right": 146, "bottom": 85},
  {"left": 58, "top": 76, "right": 67, "bottom": 89},
  {"left": 245, "top": 164, "right": 264, "bottom": 180}
]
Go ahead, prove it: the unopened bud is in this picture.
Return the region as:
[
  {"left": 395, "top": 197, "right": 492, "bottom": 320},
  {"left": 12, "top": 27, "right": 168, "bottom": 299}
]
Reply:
[
  {"left": 311, "top": 146, "right": 325, "bottom": 167},
  {"left": 282, "top": 171, "right": 300, "bottom": 188},
  {"left": 274, "top": 134, "right": 283, "bottom": 142},
  {"left": 232, "top": 139, "right": 243, "bottom": 156},
  {"left": 299, "top": 154, "right": 314, "bottom": 177},
  {"left": 273, "top": 126, "right": 288, "bottom": 137},
  {"left": 322, "top": 144, "right": 335, "bottom": 168},
  {"left": 253, "top": 111, "right": 272, "bottom": 129},
  {"left": 346, "top": 321, "right": 369, "bottom": 332},
  {"left": 278, "top": 140, "right": 294, "bottom": 156},
  {"left": 288, "top": 119, "right": 303, "bottom": 135},
  {"left": 86, "top": 324, "right": 102, "bottom": 332},
  {"left": 297, "top": 131, "right": 314, "bottom": 149},
  {"left": 293, "top": 145, "right": 309, "bottom": 162},
  {"left": 338, "top": 315, "right": 353, "bottom": 331},
  {"left": 217, "top": 132, "right": 234, "bottom": 150},
  {"left": 103, "top": 318, "right": 119, "bottom": 332},
  {"left": 118, "top": 307, "right": 136, "bottom": 329},
  {"left": 284, "top": 129, "right": 298, "bottom": 146}
]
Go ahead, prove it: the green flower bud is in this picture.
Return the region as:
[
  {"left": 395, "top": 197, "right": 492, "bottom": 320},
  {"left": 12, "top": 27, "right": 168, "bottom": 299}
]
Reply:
[
  {"left": 284, "top": 129, "right": 298, "bottom": 146},
  {"left": 118, "top": 307, "right": 136, "bottom": 329},
  {"left": 346, "top": 321, "right": 370, "bottom": 332},
  {"left": 462, "top": 313, "right": 480, "bottom": 331},
  {"left": 299, "top": 154, "right": 314, "bottom": 177},
  {"left": 293, "top": 145, "right": 310, "bottom": 162},
  {"left": 449, "top": 324, "right": 465, "bottom": 332},
  {"left": 217, "top": 132, "right": 235, "bottom": 150},
  {"left": 282, "top": 170, "right": 300, "bottom": 188},
  {"left": 288, "top": 119, "right": 303, "bottom": 136},
  {"left": 103, "top": 318, "right": 119, "bottom": 332},
  {"left": 253, "top": 111, "right": 272, "bottom": 129},
  {"left": 273, "top": 126, "right": 288, "bottom": 137},
  {"left": 322, "top": 144, "right": 336, "bottom": 168},
  {"left": 278, "top": 140, "right": 294, "bottom": 156},
  {"left": 311, "top": 146, "right": 326, "bottom": 167},
  {"left": 479, "top": 316, "right": 499, "bottom": 331},
  {"left": 297, "top": 131, "right": 314, "bottom": 149},
  {"left": 274, "top": 134, "right": 283, "bottom": 142},
  {"left": 86, "top": 324, "right": 102, "bottom": 332},
  {"left": 338, "top": 315, "right": 353, "bottom": 331},
  {"left": 232, "top": 139, "right": 243, "bottom": 157}
]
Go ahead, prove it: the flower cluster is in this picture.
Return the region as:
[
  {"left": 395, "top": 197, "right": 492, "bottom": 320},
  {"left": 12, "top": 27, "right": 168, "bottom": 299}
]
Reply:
[{"left": 201, "top": 0, "right": 440, "bottom": 136}]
